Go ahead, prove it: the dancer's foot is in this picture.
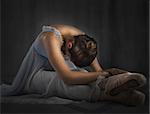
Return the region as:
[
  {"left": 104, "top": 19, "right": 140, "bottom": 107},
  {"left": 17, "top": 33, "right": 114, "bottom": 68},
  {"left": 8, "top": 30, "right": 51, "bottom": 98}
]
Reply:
[{"left": 98, "top": 72, "right": 146, "bottom": 96}]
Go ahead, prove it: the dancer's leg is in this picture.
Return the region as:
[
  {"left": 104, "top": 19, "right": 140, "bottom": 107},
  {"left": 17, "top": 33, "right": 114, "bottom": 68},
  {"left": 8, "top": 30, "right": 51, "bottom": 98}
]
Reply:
[
  {"left": 24, "top": 60, "right": 146, "bottom": 105},
  {"left": 29, "top": 70, "right": 145, "bottom": 106},
  {"left": 26, "top": 67, "right": 93, "bottom": 101}
]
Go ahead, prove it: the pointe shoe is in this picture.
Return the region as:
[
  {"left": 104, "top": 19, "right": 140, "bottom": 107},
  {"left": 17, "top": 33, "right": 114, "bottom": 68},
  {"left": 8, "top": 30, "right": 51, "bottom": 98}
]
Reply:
[
  {"left": 97, "top": 72, "right": 146, "bottom": 96},
  {"left": 99, "top": 90, "right": 145, "bottom": 106}
]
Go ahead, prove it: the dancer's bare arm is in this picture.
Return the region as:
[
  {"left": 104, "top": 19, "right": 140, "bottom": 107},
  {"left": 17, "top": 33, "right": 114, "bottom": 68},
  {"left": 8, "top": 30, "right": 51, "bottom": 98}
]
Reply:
[
  {"left": 42, "top": 32, "right": 102, "bottom": 85},
  {"left": 90, "top": 58, "right": 103, "bottom": 72}
]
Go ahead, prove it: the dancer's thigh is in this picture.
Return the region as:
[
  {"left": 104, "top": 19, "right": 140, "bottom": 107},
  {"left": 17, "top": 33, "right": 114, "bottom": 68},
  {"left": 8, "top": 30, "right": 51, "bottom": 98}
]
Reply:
[
  {"left": 27, "top": 69, "right": 57, "bottom": 94},
  {"left": 30, "top": 69, "right": 94, "bottom": 101}
]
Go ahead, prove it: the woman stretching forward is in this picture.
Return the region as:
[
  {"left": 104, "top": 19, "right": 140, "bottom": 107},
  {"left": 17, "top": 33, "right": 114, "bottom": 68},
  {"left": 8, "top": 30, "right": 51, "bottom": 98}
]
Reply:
[{"left": 1, "top": 24, "right": 146, "bottom": 106}]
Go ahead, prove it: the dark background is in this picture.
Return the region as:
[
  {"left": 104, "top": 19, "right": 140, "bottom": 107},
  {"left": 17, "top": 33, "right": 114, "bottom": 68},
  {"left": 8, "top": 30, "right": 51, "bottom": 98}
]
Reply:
[
  {"left": 0, "top": 0, "right": 149, "bottom": 113},
  {"left": 1, "top": 0, "right": 149, "bottom": 82}
]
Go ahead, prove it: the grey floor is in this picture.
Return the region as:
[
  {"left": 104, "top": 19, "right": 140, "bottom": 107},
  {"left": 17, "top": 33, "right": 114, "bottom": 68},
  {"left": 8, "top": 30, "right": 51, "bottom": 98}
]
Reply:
[
  {"left": 1, "top": 92, "right": 149, "bottom": 113},
  {"left": 1, "top": 75, "right": 149, "bottom": 113}
]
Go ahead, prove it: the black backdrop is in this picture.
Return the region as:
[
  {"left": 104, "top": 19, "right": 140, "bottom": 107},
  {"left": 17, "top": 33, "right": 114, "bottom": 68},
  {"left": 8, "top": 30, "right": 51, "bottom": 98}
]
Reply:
[{"left": 1, "top": 0, "right": 149, "bottom": 82}]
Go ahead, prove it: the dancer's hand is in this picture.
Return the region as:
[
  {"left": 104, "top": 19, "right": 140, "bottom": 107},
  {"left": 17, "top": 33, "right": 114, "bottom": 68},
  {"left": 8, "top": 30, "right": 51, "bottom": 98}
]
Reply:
[
  {"left": 104, "top": 68, "right": 128, "bottom": 75},
  {"left": 98, "top": 71, "right": 110, "bottom": 78}
]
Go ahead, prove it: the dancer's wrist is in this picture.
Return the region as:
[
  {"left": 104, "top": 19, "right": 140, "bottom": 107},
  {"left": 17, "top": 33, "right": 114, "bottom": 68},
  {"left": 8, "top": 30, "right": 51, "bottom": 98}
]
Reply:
[{"left": 98, "top": 71, "right": 110, "bottom": 77}]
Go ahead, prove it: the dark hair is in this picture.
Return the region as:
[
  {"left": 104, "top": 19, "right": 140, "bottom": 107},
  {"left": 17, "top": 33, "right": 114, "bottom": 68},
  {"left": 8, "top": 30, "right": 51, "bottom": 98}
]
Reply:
[{"left": 61, "top": 34, "right": 97, "bottom": 67}]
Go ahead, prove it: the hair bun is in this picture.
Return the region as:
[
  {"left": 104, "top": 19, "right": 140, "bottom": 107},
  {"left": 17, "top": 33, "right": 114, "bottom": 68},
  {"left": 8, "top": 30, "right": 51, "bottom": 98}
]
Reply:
[{"left": 86, "top": 41, "right": 96, "bottom": 49}]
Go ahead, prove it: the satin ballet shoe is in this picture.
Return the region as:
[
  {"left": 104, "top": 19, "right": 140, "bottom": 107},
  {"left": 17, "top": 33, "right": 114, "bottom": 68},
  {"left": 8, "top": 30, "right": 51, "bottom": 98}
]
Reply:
[{"left": 97, "top": 72, "right": 146, "bottom": 96}]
